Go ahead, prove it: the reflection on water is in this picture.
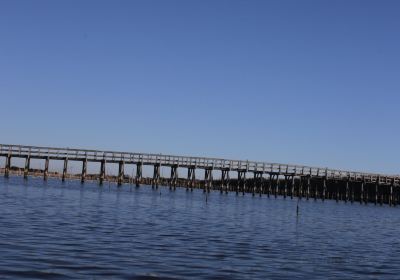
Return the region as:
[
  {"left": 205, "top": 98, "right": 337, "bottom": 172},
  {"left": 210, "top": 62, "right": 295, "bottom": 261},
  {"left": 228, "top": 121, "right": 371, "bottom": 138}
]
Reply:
[{"left": 0, "top": 176, "right": 399, "bottom": 279}]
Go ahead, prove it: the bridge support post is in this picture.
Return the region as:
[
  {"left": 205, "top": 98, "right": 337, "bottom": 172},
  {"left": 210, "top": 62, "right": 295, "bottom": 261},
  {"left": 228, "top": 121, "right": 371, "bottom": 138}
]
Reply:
[
  {"left": 237, "top": 171, "right": 246, "bottom": 195},
  {"left": 118, "top": 161, "right": 124, "bottom": 186},
  {"left": 389, "top": 179, "right": 394, "bottom": 206},
  {"left": 221, "top": 170, "right": 229, "bottom": 194},
  {"left": 306, "top": 176, "right": 311, "bottom": 200},
  {"left": 345, "top": 179, "right": 349, "bottom": 203},
  {"left": 322, "top": 178, "right": 327, "bottom": 201},
  {"left": 24, "top": 156, "right": 30, "bottom": 179},
  {"left": 152, "top": 164, "right": 160, "bottom": 188},
  {"left": 81, "top": 159, "right": 87, "bottom": 183},
  {"left": 204, "top": 168, "right": 213, "bottom": 193},
  {"left": 187, "top": 167, "right": 195, "bottom": 191},
  {"left": 259, "top": 173, "right": 264, "bottom": 196},
  {"left": 298, "top": 177, "right": 303, "bottom": 200},
  {"left": 251, "top": 172, "right": 259, "bottom": 196},
  {"left": 62, "top": 158, "right": 68, "bottom": 182},
  {"left": 268, "top": 174, "right": 273, "bottom": 197},
  {"left": 99, "top": 159, "right": 106, "bottom": 185},
  {"left": 274, "top": 174, "right": 279, "bottom": 198},
  {"left": 290, "top": 176, "right": 295, "bottom": 199},
  {"left": 283, "top": 176, "right": 288, "bottom": 198},
  {"left": 44, "top": 157, "right": 49, "bottom": 180},
  {"left": 4, "top": 154, "right": 11, "bottom": 178},
  {"left": 170, "top": 165, "right": 178, "bottom": 190},
  {"left": 351, "top": 181, "right": 355, "bottom": 203},
  {"left": 135, "top": 163, "right": 142, "bottom": 187},
  {"left": 375, "top": 178, "right": 379, "bottom": 205},
  {"left": 360, "top": 180, "right": 364, "bottom": 204},
  {"left": 335, "top": 181, "right": 339, "bottom": 202}
]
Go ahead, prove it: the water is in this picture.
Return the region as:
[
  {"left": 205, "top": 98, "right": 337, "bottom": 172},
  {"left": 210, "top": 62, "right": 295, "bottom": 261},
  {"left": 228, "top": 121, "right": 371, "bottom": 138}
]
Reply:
[{"left": 0, "top": 177, "right": 399, "bottom": 279}]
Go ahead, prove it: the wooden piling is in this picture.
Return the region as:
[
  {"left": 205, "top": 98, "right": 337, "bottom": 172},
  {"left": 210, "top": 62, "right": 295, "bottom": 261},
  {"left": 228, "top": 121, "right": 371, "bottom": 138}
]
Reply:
[
  {"left": 360, "top": 180, "right": 364, "bottom": 204},
  {"left": 187, "top": 167, "right": 195, "bottom": 191},
  {"left": 4, "top": 154, "right": 11, "bottom": 178},
  {"left": 221, "top": 170, "right": 229, "bottom": 194},
  {"left": 283, "top": 176, "right": 288, "bottom": 199},
  {"left": 299, "top": 177, "right": 303, "bottom": 200},
  {"left": 81, "top": 159, "right": 87, "bottom": 183},
  {"left": 204, "top": 168, "right": 213, "bottom": 193},
  {"left": 152, "top": 164, "right": 160, "bottom": 188},
  {"left": 118, "top": 161, "right": 124, "bottom": 186},
  {"left": 44, "top": 157, "right": 49, "bottom": 180},
  {"left": 99, "top": 159, "right": 106, "bottom": 185},
  {"left": 135, "top": 163, "right": 142, "bottom": 187},
  {"left": 169, "top": 165, "right": 178, "bottom": 190},
  {"left": 24, "top": 156, "right": 30, "bottom": 179},
  {"left": 62, "top": 158, "right": 68, "bottom": 182},
  {"left": 268, "top": 174, "right": 272, "bottom": 197},
  {"left": 291, "top": 176, "right": 295, "bottom": 199}
]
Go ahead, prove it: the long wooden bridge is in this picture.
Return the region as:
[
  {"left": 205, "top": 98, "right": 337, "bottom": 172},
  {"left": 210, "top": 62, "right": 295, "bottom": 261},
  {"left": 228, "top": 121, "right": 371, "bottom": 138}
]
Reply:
[{"left": 1, "top": 144, "right": 399, "bottom": 206}]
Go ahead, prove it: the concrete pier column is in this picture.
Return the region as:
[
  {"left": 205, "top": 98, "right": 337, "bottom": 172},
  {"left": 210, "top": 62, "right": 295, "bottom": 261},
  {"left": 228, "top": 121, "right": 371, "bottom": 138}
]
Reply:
[
  {"left": 81, "top": 159, "right": 87, "bottom": 183},
  {"left": 345, "top": 180, "right": 349, "bottom": 203},
  {"left": 306, "top": 176, "right": 310, "bottom": 200},
  {"left": 375, "top": 180, "right": 379, "bottom": 205},
  {"left": 62, "top": 158, "right": 68, "bottom": 182},
  {"left": 117, "top": 161, "right": 124, "bottom": 186},
  {"left": 99, "top": 159, "right": 106, "bottom": 185},
  {"left": 44, "top": 157, "right": 49, "bottom": 180},
  {"left": 274, "top": 175, "right": 279, "bottom": 198},
  {"left": 322, "top": 178, "right": 327, "bottom": 201},
  {"left": 24, "top": 156, "right": 30, "bottom": 179},
  {"left": 135, "top": 163, "right": 142, "bottom": 187},
  {"left": 4, "top": 154, "right": 11, "bottom": 178}
]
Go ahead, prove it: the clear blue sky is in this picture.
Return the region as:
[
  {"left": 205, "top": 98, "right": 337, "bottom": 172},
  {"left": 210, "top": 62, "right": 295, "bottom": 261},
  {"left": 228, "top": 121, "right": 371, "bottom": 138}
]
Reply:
[{"left": 0, "top": 0, "right": 399, "bottom": 174}]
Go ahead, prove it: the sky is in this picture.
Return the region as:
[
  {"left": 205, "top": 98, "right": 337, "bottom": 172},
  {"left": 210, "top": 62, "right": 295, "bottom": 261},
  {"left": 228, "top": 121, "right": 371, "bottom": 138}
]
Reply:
[{"left": 0, "top": 0, "right": 399, "bottom": 174}]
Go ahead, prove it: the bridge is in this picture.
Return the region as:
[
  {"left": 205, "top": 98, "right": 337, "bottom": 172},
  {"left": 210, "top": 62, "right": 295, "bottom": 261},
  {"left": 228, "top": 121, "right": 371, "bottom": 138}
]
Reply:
[{"left": 0, "top": 144, "right": 399, "bottom": 206}]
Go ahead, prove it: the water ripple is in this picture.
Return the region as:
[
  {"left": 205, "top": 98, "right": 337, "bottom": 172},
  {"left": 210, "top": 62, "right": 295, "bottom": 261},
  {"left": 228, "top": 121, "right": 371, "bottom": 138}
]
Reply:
[{"left": 0, "top": 176, "right": 399, "bottom": 279}]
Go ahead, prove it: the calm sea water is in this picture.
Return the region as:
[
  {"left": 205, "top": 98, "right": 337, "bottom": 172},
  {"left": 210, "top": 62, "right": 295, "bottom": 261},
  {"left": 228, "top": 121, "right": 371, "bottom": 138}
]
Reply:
[{"left": 0, "top": 176, "right": 399, "bottom": 279}]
